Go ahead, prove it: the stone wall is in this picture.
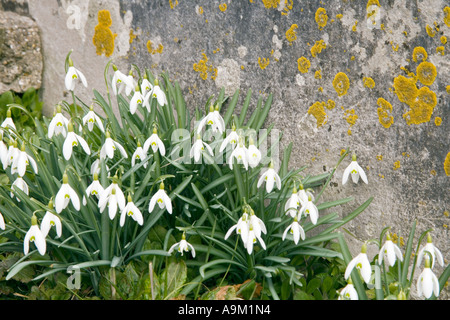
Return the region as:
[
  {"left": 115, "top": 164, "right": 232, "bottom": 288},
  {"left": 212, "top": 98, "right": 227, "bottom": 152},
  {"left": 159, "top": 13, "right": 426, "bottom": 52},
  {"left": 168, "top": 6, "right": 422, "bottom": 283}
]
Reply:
[{"left": 2, "top": 0, "right": 449, "bottom": 298}]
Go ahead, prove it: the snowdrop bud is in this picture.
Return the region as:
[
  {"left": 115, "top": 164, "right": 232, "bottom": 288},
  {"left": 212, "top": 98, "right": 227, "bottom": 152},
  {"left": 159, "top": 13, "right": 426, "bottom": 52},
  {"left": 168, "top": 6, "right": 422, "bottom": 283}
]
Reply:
[{"left": 112, "top": 64, "right": 118, "bottom": 72}]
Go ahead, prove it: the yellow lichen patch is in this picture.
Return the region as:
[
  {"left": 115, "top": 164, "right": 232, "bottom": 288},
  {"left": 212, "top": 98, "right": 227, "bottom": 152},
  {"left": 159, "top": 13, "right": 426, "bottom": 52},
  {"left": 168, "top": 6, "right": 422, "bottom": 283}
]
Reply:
[
  {"left": 441, "top": 36, "right": 448, "bottom": 45},
  {"left": 430, "top": 169, "right": 437, "bottom": 176},
  {"left": 352, "top": 20, "right": 358, "bottom": 32},
  {"left": 416, "top": 61, "right": 437, "bottom": 86},
  {"left": 403, "top": 87, "right": 437, "bottom": 125},
  {"left": 426, "top": 24, "right": 436, "bottom": 37},
  {"left": 310, "top": 40, "right": 327, "bottom": 57},
  {"left": 314, "top": 69, "right": 322, "bottom": 79},
  {"left": 193, "top": 52, "right": 215, "bottom": 80},
  {"left": 377, "top": 97, "right": 394, "bottom": 128},
  {"left": 281, "top": 0, "right": 293, "bottom": 15},
  {"left": 447, "top": 85, "right": 450, "bottom": 94},
  {"left": 198, "top": 6, "right": 204, "bottom": 14},
  {"left": 366, "top": 0, "right": 380, "bottom": 8},
  {"left": 393, "top": 75, "right": 418, "bottom": 105},
  {"left": 435, "top": 117, "right": 442, "bottom": 126},
  {"left": 436, "top": 46, "right": 445, "bottom": 56},
  {"left": 146, "top": 40, "right": 163, "bottom": 54},
  {"left": 315, "top": 8, "right": 328, "bottom": 30},
  {"left": 308, "top": 101, "right": 328, "bottom": 128},
  {"left": 393, "top": 160, "right": 401, "bottom": 170},
  {"left": 444, "top": 152, "right": 450, "bottom": 176},
  {"left": 344, "top": 108, "right": 358, "bottom": 126},
  {"left": 412, "top": 47, "right": 427, "bottom": 62},
  {"left": 326, "top": 99, "right": 335, "bottom": 110},
  {"left": 93, "top": 10, "right": 117, "bottom": 57},
  {"left": 258, "top": 57, "right": 270, "bottom": 70},
  {"left": 129, "top": 29, "right": 137, "bottom": 44},
  {"left": 376, "top": 154, "right": 383, "bottom": 161},
  {"left": 297, "top": 56, "right": 311, "bottom": 73},
  {"left": 219, "top": 3, "right": 227, "bottom": 11},
  {"left": 286, "top": 24, "right": 298, "bottom": 45},
  {"left": 391, "top": 42, "right": 399, "bottom": 52},
  {"left": 336, "top": 13, "right": 343, "bottom": 20},
  {"left": 363, "top": 77, "right": 375, "bottom": 89},
  {"left": 445, "top": 7, "right": 450, "bottom": 27},
  {"left": 332, "top": 72, "right": 350, "bottom": 97},
  {"left": 169, "top": 0, "right": 179, "bottom": 9},
  {"left": 262, "top": 0, "right": 280, "bottom": 8}
]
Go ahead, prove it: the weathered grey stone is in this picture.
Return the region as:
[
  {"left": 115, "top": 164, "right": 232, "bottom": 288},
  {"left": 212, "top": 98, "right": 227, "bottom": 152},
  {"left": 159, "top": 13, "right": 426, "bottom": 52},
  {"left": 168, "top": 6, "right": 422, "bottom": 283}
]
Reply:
[{"left": 0, "top": 9, "right": 42, "bottom": 93}]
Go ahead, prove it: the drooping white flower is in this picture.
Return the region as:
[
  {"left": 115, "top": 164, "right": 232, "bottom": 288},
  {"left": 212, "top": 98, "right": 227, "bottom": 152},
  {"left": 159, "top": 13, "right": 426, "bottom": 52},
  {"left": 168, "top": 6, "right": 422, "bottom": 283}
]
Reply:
[
  {"left": 257, "top": 162, "right": 281, "bottom": 193},
  {"left": 245, "top": 222, "right": 266, "bottom": 255},
  {"left": 0, "top": 140, "right": 8, "bottom": 169},
  {"left": 65, "top": 58, "right": 87, "bottom": 91},
  {"left": 297, "top": 184, "right": 315, "bottom": 206},
  {"left": 24, "top": 215, "right": 46, "bottom": 256},
  {"left": 417, "top": 255, "right": 440, "bottom": 299},
  {"left": 224, "top": 211, "right": 250, "bottom": 245},
  {"left": 131, "top": 142, "right": 148, "bottom": 168},
  {"left": 247, "top": 138, "right": 262, "bottom": 169},
  {"left": 168, "top": 233, "right": 196, "bottom": 258},
  {"left": 417, "top": 234, "right": 444, "bottom": 269},
  {"left": 342, "top": 153, "right": 368, "bottom": 185},
  {"left": 83, "top": 173, "right": 104, "bottom": 205},
  {"left": 100, "top": 131, "right": 128, "bottom": 160},
  {"left": 228, "top": 139, "right": 248, "bottom": 170},
  {"left": 48, "top": 105, "right": 69, "bottom": 139},
  {"left": 90, "top": 158, "right": 110, "bottom": 177},
  {"left": 344, "top": 243, "right": 372, "bottom": 284},
  {"left": 285, "top": 187, "right": 301, "bottom": 218},
  {"left": 55, "top": 173, "right": 80, "bottom": 213},
  {"left": 282, "top": 217, "right": 305, "bottom": 245},
  {"left": 111, "top": 65, "right": 135, "bottom": 96},
  {"left": 40, "top": 200, "right": 62, "bottom": 239},
  {"left": 0, "top": 212, "right": 4, "bottom": 230},
  {"left": 190, "top": 135, "right": 214, "bottom": 163},
  {"left": 82, "top": 105, "right": 105, "bottom": 133},
  {"left": 197, "top": 104, "right": 225, "bottom": 134},
  {"left": 378, "top": 234, "right": 403, "bottom": 267},
  {"left": 1, "top": 109, "right": 16, "bottom": 134},
  {"left": 4, "top": 140, "right": 19, "bottom": 170},
  {"left": 63, "top": 121, "right": 91, "bottom": 160},
  {"left": 148, "top": 182, "right": 172, "bottom": 214},
  {"left": 249, "top": 210, "right": 267, "bottom": 240},
  {"left": 338, "top": 280, "right": 358, "bottom": 300},
  {"left": 140, "top": 76, "right": 153, "bottom": 96},
  {"left": 143, "top": 127, "right": 165, "bottom": 156},
  {"left": 130, "top": 87, "right": 150, "bottom": 114},
  {"left": 98, "top": 179, "right": 126, "bottom": 220},
  {"left": 11, "top": 143, "right": 38, "bottom": 177},
  {"left": 120, "top": 194, "right": 143, "bottom": 227},
  {"left": 11, "top": 175, "right": 29, "bottom": 201},
  {"left": 148, "top": 79, "right": 167, "bottom": 106},
  {"left": 219, "top": 125, "right": 239, "bottom": 152},
  {"left": 298, "top": 195, "right": 319, "bottom": 225}
]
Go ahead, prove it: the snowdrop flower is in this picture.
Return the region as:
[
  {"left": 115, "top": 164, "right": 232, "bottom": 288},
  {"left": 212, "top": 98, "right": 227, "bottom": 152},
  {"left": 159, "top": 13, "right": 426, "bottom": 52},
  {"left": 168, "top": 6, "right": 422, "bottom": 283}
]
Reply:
[
  {"left": 11, "top": 175, "right": 28, "bottom": 200},
  {"left": 129, "top": 86, "right": 150, "bottom": 114},
  {"left": 417, "top": 255, "right": 440, "bottom": 299},
  {"left": 257, "top": 162, "right": 281, "bottom": 193},
  {"left": 224, "top": 211, "right": 250, "bottom": 245},
  {"left": 149, "top": 79, "right": 167, "bottom": 106},
  {"left": 285, "top": 186, "right": 301, "bottom": 218},
  {"left": 83, "top": 173, "right": 104, "bottom": 205},
  {"left": 100, "top": 131, "right": 128, "bottom": 160},
  {"left": 120, "top": 194, "right": 143, "bottom": 227},
  {"left": 342, "top": 153, "right": 368, "bottom": 185},
  {"left": 344, "top": 243, "right": 372, "bottom": 284},
  {"left": 40, "top": 200, "right": 62, "bottom": 239},
  {"left": 82, "top": 105, "right": 105, "bottom": 133},
  {"left": 131, "top": 141, "right": 148, "bottom": 168},
  {"left": 1, "top": 109, "right": 16, "bottom": 134},
  {"left": 282, "top": 216, "right": 305, "bottom": 245},
  {"left": 48, "top": 105, "right": 69, "bottom": 139},
  {"left": 247, "top": 137, "right": 261, "bottom": 169},
  {"left": 24, "top": 215, "right": 46, "bottom": 256},
  {"left": 0, "top": 140, "right": 7, "bottom": 169},
  {"left": 55, "top": 173, "right": 80, "bottom": 213},
  {"left": 65, "top": 57, "right": 87, "bottom": 91},
  {"left": 4, "top": 140, "right": 19, "bottom": 170},
  {"left": 299, "top": 195, "right": 319, "bottom": 225},
  {"left": 90, "top": 158, "right": 110, "bottom": 176},
  {"left": 98, "top": 179, "right": 126, "bottom": 220},
  {"left": 297, "top": 184, "right": 314, "bottom": 206},
  {"left": 228, "top": 139, "right": 248, "bottom": 170},
  {"left": 143, "top": 126, "right": 166, "bottom": 156},
  {"left": 246, "top": 221, "right": 266, "bottom": 255},
  {"left": 417, "top": 234, "right": 444, "bottom": 269},
  {"left": 190, "top": 134, "right": 214, "bottom": 163},
  {"left": 111, "top": 65, "right": 135, "bottom": 96},
  {"left": 63, "top": 121, "right": 91, "bottom": 160},
  {"left": 168, "top": 232, "right": 196, "bottom": 258},
  {"left": 148, "top": 182, "right": 172, "bottom": 214},
  {"left": 338, "top": 279, "right": 358, "bottom": 300},
  {"left": 219, "top": 125, "right": 239, "bottom": 152},
  {"left": 0, "top": 212, "right": 5, "bottom": 230},
  {"left": 140, "top": 75, "right": 153, "bottom": 96},
  {"left": 378, "top": 233, "right": 403, "bottom": 267},
  {"left": 197, "top": 104, "right": 225, "bottom": 134},
  {"left": 11, "top": 143, "right": 38, "bottom": 177}
]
